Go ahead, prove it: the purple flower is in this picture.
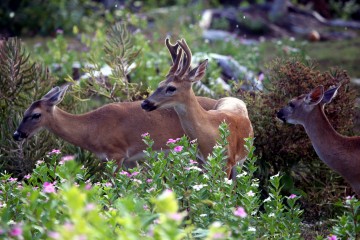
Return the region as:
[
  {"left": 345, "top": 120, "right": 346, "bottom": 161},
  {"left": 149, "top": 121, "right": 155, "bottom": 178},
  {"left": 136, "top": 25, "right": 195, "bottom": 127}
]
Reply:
[
  {"left": 189, "top": 159, "right": 197, "bottom": 165},
  {"left": 168, "top": 213, "right": 184, "bottom": 221},
  {"left": 85, "top": 203, "right": 96, "bottom": 212},
  {"left": 10, "top": 224, "right": 22, "bottom": 237},
  {"left": 288, "top": 194, "right": 297, "bottom": 199},
  {"left": 85, "top": 183, "right": 92, "bottom": 190},
  {"left": 43, "top": 182, "right": 56, "bottom": 193},
  {"left": 143, "top": 204, "right": 149, "bottom": 210},
  {"left": 119, "top": 170, "right": 130, "bottom": 177},
  {"left": 146, "top": 179, "right": 153, "bottom": 183},
  {"left": 24, "top": 174, "right": 31, "bottom": 179},
  {"left": 234, "top": 207, "right": 247, "bottom": 218},
  {"left": 59, "top": 155, "right": 75, "bottom": 165},
  {"left": 166, "top": 138, "right": 178, "bottom": 144},
  {"left": 173, "top": 146, "right": 183, "bottom": 152},
  {"left": 130, "top": 171, "right": 140, "bottom": 177},
  {"left": 49, "top": 149, "right": 61, "bottom": 155},
  {"left": 48, "top": 231, "right": 61, "bottom": 239},
  {"left": 258, "top": 72, "right": 265, "bottom": 82},
  {"left": 328, "top": 235, "right": 337, "bottom": 240},
  {"left": 8, "top": 177, "right": 18, "bottom": 182},
  {"left": 141, "top": 132, "right": 149, "bottom": 138}
]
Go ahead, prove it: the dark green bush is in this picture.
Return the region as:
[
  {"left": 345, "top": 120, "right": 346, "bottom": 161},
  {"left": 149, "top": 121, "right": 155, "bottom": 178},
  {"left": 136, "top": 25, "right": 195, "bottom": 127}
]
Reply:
[
  {"left": 0, "top": 0, "right": 103, "bottom": 36},
  {"left": 238, "top": 58, "right": 357, "bottom": 218},
  {"left": 0, "top": 38, "right": 60, "bottom": 176}
]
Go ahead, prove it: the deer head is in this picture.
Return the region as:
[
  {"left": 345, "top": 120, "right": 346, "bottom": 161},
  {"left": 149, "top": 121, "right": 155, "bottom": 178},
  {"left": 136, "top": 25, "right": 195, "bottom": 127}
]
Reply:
[
  {"left": 13, "top": 85, "right": 69, "bottom": 141},
  {"left": 277, "top": 85, "right": 340, "bottom": 125},
  {"left": 141, "top": 38, "right": 208, "bottom": 111}
]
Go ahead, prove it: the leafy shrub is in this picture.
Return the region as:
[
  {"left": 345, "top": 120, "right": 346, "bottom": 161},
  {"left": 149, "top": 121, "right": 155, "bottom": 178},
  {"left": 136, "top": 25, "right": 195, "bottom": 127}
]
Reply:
[
  {"left": 238, "top": 58, "right": 357, "bottom": 218},
  {"left": 0, "top": 123, "right": 309, "bottom": 239},
  {"left": 0, "top": 0, "right": 104, "bottom": 36},
  {"left": 0, "top": 37, "right": 59, "bottom": 176}
]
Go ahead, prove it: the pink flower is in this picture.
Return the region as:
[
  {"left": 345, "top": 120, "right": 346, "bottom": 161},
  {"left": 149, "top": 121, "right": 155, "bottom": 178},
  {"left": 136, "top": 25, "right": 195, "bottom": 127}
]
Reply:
[
  {"left": 85, "top": 203, "right": 96, "bottom": 211},
  {"left": 104, "top": 182, "right": 112, "bottom": 187},
  {"left": 59, "top": 155, "right": 75, "bottom": 164},
  {"left": 169, "top": 213, "right": 184, "bottom": 221},
  {"left": 85, "top": 183, "right": 92, "bottom": 190},
  {"left": 143, "top": 204, "right": 149, "bottom": 210},
  {"left": 234, "top": 207, "right": 247, "bottom": 218},
  {"left": 49, "top": 149, "right": 61, "bottom": 155},
  {"left": 328, "top": 235, "right": 337, "bottom": 240},
  {"left": 190, "top": 139, "right": 197, "bottom": 144},
  {"left": 8, "top": 177, "right": 18, "bottom": 182},
  {"left": 166, "top": 138, "right": 178, "bottom": 144},
  {"left": 43, "top": 182, "right": 56, "bottom": 193},
  {"left": 24, "top": 174, "right": 31, "bottom": 179},
  {"left": 288, "top": 194, "right": 297, "bottom": 199},
  {"left": 141, "top": 132, "right": 149, "bottom": 138},
  {"left": 189, "top": 159, "right": 197, "bottom": 164},
  {"left": 48, "top": 231, "right": 61, "bottom": 239},
  {"left": 119, "top": 170, "right": 130, "bottom": 177},
  {"left": 258, "top": 72, "right": 265, "bottom": 82},
  {"left": 346, "top": 195, "right": 354, "bottom": 200},
  {"left": 212, "top": 233, "right": 225, "bottom": 239},
  {"left": 146, "top": 179, "right": 153, "bottom": 183},
  {"left": 173, "top": 146, "right": 183, "bottom": 152},
  {"left": 10, "top": 224, "right": 22, "bottom": 237},
  {"left": 130, "top": 171, "right": 140, "bottom": 177}
]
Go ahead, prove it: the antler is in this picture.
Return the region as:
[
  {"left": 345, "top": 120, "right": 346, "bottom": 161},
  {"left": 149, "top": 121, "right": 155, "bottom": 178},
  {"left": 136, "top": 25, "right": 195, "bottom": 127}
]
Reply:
[
  {"left": 165, "top": 38, "right": 179, "bottom": 64},
  {"left": 176, "top": 39, "right": 192, "bottom": 77},
  {"left": 167, "top": 48, "right": 183, "bottom": 77}
]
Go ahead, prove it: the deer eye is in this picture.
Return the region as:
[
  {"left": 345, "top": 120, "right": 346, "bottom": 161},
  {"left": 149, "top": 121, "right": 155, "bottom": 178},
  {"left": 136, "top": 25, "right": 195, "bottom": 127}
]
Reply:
[
  {"left": 32, "top": 113, "right": 41, "bottom": 120},
  {"left": 166, "top": 86, "right": 177, "bottom": 94}
]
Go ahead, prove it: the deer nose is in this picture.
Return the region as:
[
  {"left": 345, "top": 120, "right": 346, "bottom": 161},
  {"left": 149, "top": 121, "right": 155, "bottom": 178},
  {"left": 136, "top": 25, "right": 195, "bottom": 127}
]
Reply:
[
  {"left": 141, "top": 100, "right": 157, "bottom": 112},
  {"left": 13, "top": 131, "right": 26, "bottom": 141},
  {"left": 276, "top": 110, "right": 286, "bottom": 123}
]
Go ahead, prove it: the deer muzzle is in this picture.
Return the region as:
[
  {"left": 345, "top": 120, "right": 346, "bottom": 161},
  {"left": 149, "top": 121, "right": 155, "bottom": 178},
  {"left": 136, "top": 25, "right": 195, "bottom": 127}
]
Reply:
[
  {"left": 13, "top": 130, "right": 28, "bottom": 141},
  {"left": 141, "top": 99, "right": 158, "bottom": 112}
]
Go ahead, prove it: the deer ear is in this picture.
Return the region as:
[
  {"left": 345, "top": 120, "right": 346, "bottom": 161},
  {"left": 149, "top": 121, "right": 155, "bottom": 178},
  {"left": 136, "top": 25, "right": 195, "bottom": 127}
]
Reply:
[
  {"left": 46, "top": 85, "right": 69, "bottom": 106},
  {"left": 42, "top": 87, "right": 61, "bottom": 100},
  {"left": 322, "top": 85, "right": 340, "bottom": 104},
  {"left": 188, "top": 59, "right": 208, "bottom": 82},
  {"left": 305, "top": 86, "right": 324, "bottom": 105}
]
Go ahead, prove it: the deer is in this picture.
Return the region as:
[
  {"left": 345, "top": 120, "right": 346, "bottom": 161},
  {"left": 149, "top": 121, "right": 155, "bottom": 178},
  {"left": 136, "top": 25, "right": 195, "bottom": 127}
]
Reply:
[
  {"left": 13, "top": 81, "right": 218, "bottom": 172},
  {"left": 277, "top": 85, "right": 360, "bottom": 196},
  {"left": 141, "top": 38, "right": 254, "bottom": 179}
]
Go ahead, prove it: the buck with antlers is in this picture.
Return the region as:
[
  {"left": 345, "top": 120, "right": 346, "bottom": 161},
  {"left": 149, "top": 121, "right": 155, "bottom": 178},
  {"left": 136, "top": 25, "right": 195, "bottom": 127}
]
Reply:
[
  {"left": 141, "top": 38, "right": 253, "bottom": 179},
  {"left": 277, "top": 85, "right": 360, "bottom": 195},
  {"left": 13, "top": 84, "right": 217, "bottom": 171}
]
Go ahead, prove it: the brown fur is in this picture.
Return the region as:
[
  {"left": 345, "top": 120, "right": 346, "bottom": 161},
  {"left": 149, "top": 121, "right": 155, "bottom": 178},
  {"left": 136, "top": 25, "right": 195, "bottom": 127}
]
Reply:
[
  {"left": 143, "top": 39, "right": 253, "bottom": 178},
  {"left": 277, "top": 85, "right": 360, "bottom": 195},
  {"left": 15, "top": 90, "right": 217, "bottom": 171}
]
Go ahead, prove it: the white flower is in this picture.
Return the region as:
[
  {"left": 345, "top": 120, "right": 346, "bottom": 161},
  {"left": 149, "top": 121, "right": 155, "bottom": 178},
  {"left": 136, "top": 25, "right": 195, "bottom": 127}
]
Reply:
[
  {"left": 224, "top": 178, "right": 233, "bottom": 185},
  {"left": 263, "top": 197, "right": 271, "bottom": 202},
  {"left": 270, "top": 172, "right": 280, "bottom": 180},
  {"left": 248, "top": 226, "right": 256, "bottom": 232},
  {"left": 236, "top": 171, "right": 248, "bottom": 178},
  {"left": 268, "top": 213, "right": 275, "bottom": 217},
  {"left": 200, "top": 214, "right": 207, "bottom": 217},
  {"left": 202, "top": 174, "right": 210, "bottom": 180},
  {"left": 186, "top": 166, "right": 202, "bottom": 172},
  {"left": 193, "top": 184, "right": 207, "bottom": 191},
  {"left": 247, "top": 190, "right": 255, "bottom": 197}
]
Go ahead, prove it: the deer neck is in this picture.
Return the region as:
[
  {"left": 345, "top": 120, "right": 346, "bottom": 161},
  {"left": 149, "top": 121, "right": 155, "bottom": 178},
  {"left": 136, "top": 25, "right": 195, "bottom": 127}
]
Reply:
[
  {"left": 45, "top": 107, "right": 91, "bottom": 149},
  {"left": 302, "top": 105, "right": 345, "bottom": 171},
  {"left": 173, "top": 90, "right": 209, "bottom": 141}
]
